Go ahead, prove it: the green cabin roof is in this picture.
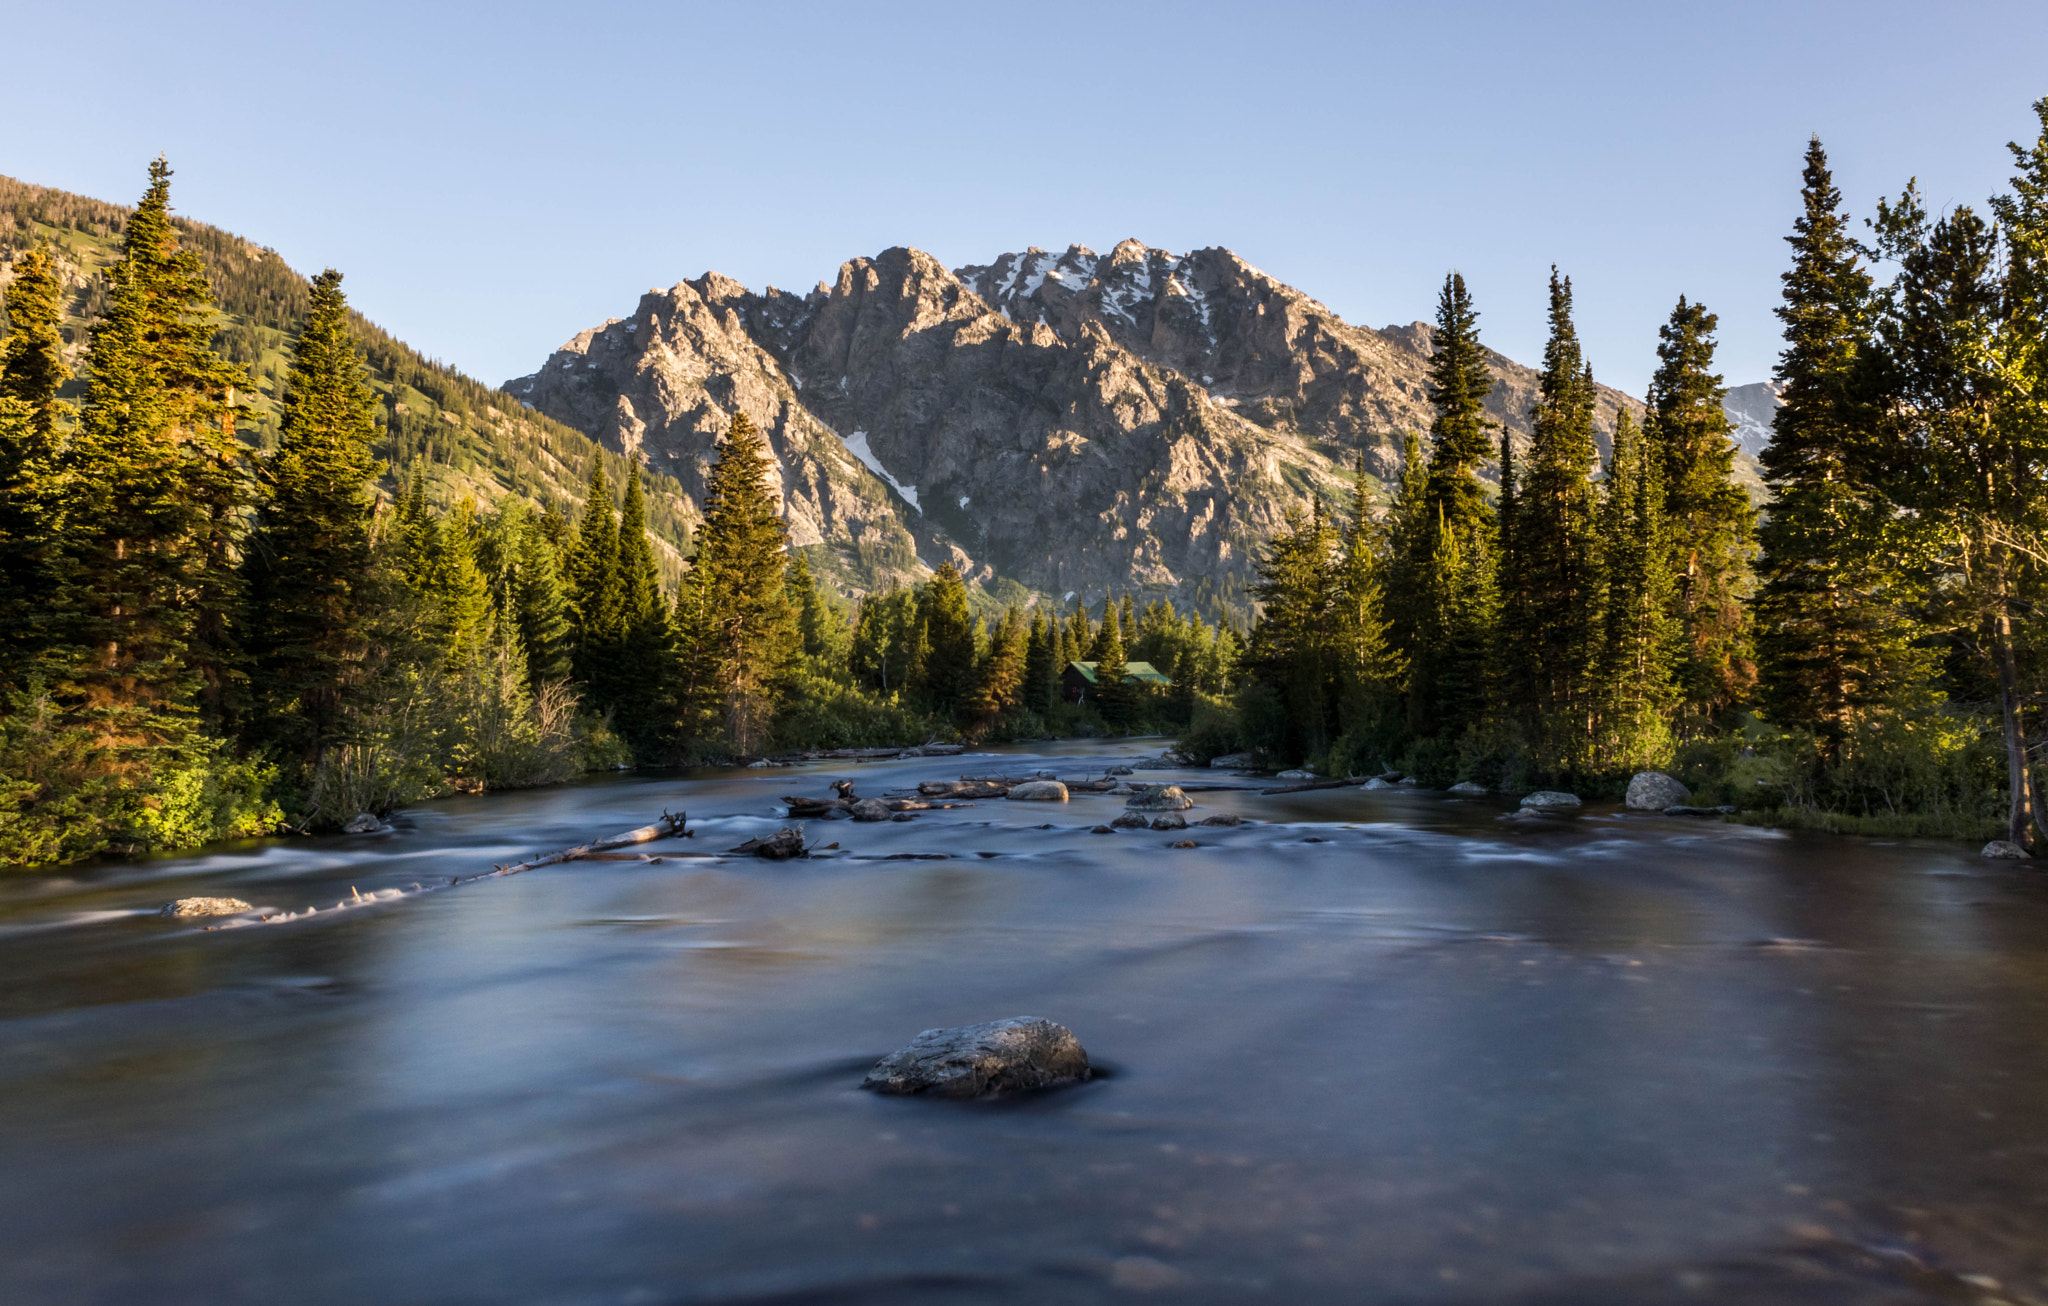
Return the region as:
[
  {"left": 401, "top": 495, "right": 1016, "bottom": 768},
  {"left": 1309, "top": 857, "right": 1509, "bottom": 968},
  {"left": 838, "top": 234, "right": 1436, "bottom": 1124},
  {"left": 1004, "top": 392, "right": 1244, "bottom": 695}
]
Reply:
[{"left": 1064, "top": 660, "right": 1172, "bottom": 686}]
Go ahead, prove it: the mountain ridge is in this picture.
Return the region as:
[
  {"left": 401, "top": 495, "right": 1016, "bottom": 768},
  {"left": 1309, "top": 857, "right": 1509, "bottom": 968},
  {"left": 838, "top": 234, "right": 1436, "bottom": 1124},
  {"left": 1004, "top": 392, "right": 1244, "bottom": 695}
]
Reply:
[{"left": 510, "top": 238, "right": 1763, "bottom": 614}]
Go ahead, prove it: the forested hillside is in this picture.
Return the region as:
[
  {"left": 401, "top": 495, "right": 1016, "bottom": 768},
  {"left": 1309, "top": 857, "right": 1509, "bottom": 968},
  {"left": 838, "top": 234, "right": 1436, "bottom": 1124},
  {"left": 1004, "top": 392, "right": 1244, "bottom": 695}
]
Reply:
[{"left": 0, "top": 175, "right": 697, "bottom": 575}]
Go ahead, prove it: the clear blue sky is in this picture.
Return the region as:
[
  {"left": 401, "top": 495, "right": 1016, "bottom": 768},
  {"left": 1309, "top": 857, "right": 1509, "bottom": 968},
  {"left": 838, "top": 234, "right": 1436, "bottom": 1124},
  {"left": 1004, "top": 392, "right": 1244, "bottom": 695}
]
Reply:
[{"left": 6, "top": 0, "right": 2046, "bottom": 397}]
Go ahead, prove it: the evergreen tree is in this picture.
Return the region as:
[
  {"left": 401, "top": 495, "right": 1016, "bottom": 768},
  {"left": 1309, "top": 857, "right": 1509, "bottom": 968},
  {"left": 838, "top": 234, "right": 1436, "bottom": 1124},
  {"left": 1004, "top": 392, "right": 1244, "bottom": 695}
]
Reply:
[
  {"left": 241, "top": 269, "right": 383, "bottom": 760},
  {"left": 911, "top": 563, "right": 977, "bottom": 716},
  {"left": 0, "top": 245, "right": 69, "bottom": 657},
  {"left": 1245, "top": 502, "right": 1341, "bottom": 762},
  {"left": 1596, "top": 410, "right": 1680, "bottom": 769},
  {"left": 1645, "top": 295, "right": 1755, "bottom": 727},
  {"left": 565, "top": 460, "right": 625, "bottom": 699},
  {"left": 58, "top": 157, "right": 251, "bottom": 751},
  {"left": 610, "top": 461, "right": 675, "bottom": 741},
  {"left": 787, "top": 549, "right": 852, "bottom": 675},
  {"left": 0, "top": 244, "right": 70, "bottom": 439},
  {"left": 510, "top": 504, "right": 573, "bottom": 686},
  {"left": 1421, "top": 272, "right": 1497, "bottom": 552},
  {"left": 439, "top": 498, "right": 495, "bottom": 668},
  {"left": 1511, "top": 269, "right": 1606, "bottom": 775},
  {"left": 1753, "top": 139, "right": 1928, "bottom": 753},
  {"left": 1093, "top": 602, "right": 1133, "bottom": 725},
  {"left": 967, "top": 606, "right": 1029, "bottom": 730},
  {"left": 685, "top": 411, "right": 798, "bottom": 753},
  {"left": 1022, "top": 609, "right": 1058, "bottom": 712},
  {"left": 1871, "top": 155, "right": 2048, "bottom": 847},
  {"left": 1333, "top": 457, "right": 1406, "bottom": 763}
]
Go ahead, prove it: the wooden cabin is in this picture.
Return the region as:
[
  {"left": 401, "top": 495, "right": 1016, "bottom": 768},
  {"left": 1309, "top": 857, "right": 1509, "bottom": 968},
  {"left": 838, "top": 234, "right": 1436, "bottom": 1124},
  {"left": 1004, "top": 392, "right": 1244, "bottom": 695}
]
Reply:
[{"left": 1061, "top": 660, "right": 1172, "bottom": 704}]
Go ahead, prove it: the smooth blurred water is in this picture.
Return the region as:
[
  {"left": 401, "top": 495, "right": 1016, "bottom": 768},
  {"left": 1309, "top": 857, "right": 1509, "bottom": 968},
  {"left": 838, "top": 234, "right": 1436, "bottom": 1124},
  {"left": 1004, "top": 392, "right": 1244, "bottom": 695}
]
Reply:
[{"left": 2, "top": 742, "right": 2045, "bottom": 1304}]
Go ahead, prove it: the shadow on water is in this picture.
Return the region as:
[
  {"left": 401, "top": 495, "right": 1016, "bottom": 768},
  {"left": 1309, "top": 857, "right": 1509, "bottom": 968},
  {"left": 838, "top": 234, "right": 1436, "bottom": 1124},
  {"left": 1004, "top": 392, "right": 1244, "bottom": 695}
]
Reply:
[{"left": 2, "top": 740, "right": 2046, "bottom": 1303}]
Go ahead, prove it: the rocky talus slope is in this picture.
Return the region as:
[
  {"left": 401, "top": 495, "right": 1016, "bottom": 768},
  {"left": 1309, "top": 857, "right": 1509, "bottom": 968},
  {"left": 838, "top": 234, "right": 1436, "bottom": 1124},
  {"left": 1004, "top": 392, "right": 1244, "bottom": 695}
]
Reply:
[{"left": 509, "top": 239, "right": 1765, "bottom": 609}]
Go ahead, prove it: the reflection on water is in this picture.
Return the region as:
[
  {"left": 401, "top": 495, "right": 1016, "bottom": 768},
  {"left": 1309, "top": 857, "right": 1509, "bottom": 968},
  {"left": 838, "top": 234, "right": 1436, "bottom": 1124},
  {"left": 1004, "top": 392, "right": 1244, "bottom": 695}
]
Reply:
[{"left": 3, "top": 745, "right": 2046, "bottom": 1304}]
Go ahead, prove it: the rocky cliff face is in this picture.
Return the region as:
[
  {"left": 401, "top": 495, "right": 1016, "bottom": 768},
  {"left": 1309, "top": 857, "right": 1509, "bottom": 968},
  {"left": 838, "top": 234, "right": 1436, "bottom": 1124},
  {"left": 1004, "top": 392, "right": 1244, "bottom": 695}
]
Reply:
[{"left": 508, "top": 240, "right": 1752, "bottom": 611}]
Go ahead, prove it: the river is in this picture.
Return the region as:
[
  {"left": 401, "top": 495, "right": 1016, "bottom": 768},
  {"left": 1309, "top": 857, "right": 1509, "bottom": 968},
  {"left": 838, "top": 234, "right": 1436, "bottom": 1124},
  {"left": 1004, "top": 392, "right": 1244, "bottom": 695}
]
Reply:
[{"left": 2, "top": 741, "right": 2045, "bottom": 1304}]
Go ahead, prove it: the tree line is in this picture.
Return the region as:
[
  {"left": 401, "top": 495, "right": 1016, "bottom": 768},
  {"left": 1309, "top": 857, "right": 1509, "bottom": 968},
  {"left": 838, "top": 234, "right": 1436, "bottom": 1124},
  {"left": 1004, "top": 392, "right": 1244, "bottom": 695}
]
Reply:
[
  {"left": 0, "top": 160, "right": 1247, "bottom": 867},
  {"left": 1229, "top": 99, "right": 2048, "bottom": 848}
]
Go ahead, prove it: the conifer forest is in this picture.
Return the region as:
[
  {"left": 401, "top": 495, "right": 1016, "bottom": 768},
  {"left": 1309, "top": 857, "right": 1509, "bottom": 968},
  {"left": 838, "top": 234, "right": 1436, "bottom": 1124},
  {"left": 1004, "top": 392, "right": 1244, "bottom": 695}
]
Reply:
[{"left": 4, "top": 98, "right": 2048, "bottom": 868}]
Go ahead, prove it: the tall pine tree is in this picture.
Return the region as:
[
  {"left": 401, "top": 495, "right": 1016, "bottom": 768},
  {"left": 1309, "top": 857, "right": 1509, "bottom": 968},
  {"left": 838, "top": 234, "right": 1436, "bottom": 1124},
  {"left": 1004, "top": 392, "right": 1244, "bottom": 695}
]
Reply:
[
  {"left": 1596, "top": 410, "right": 1679, "bottom": 770},
  {"left": 241, "top": 269, "right": 384, "bottom": 761},
  {"left": 684, "top": 412, "right": 798, "bottom": 754},
  {"left": 1753, "top": 139, "right": 1928, "bottom": 753},
  {"left": 0, "top": 244, "right": 69, "bottom": 659},
  {"left": 1511, "top": 269, "right": 1606, "bottom": 775},
  {"left": 1645, "top": 295, "right": 1755, "bottom": 728},
  {"left": 59, "top": 157, "right": 251, "bottom": 752}
]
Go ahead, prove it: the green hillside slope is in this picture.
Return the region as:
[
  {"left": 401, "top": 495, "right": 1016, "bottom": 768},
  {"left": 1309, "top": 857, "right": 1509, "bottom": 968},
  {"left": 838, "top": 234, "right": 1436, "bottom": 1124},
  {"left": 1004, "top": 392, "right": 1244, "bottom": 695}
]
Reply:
[{"left": 0, "top": 174, "right": 697, "bottom": 574}]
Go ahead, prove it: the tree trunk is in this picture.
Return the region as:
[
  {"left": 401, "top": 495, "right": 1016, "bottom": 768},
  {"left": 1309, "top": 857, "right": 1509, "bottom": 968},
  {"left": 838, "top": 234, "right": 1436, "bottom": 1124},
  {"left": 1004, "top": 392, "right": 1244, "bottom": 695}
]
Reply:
[{"left": 1992, "top": 611, "right": 2036, "bottom": 852}]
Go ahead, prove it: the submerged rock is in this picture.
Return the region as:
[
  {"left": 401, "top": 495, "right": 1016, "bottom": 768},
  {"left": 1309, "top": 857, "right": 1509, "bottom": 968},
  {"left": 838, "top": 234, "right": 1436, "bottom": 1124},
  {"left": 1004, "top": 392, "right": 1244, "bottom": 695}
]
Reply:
[
  {"left": 1126, "top": 785, "right": 1194, "bottom": 812},
  {"left": 1626, "top": 772, "right": 1691, "bottom": 811},
  {"left": 1361, "top": 778, "right": 1395, "bottom": 791},
  {"left": 1006, "top": 780, "right": 1069, "bottom": 802},
  {"left": 1169, "top": 839, "right": 1197, "bottom": 849},
  {"left": 1209, "top": 752, "right": 1255, "bottom": 769},
  {"left": 849, "top": 798, "right": 892, "bottom": 822},
  {"left": 159, "top": 897, "right": 252, "bottom": 919},
  {"left": 860, "top": 1017, "right": 1091, "bottom": 1098},
  {"left": 1519, "top": 790, "right": 1582, "bottom": 811},
  {"left": 1149, "top": 812, "right": 1188, "bottom": 831},
  {"left": 1983, "top": 840, "right": 2030, "bottom": 859},
  {"left": 1447, "top": 781, "right": 1488, "bottom": 796},
  {"left": 1275, "top": 768, "right": 1315, "bottom": 780},
  {"left": 1089, "top": 824, "right": 1116, "bottom": 834},
  {"left": 1198, "top": 812, "right": 1244, "bottom": 826},
  {"left": 1109, "top": 813, "right": 1150, "bottom": 829},
  {"left": 1665, "top": 805, "right": 1737, "bottom": 817},
  {"left": 341, "top": 813, "right": 386, "bottom": 834},
  {"left": 890, "top": 812, "right": 915, "bottom": 822}
]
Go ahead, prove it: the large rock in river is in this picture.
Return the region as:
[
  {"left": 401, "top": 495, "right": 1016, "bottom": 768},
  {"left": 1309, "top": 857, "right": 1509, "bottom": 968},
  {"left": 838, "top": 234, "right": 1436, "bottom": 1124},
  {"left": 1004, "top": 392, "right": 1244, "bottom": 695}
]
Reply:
[
  {"left": 860, "top": 1017, "right": 1092, "bottom": 1098},
  {"left": 1982, "top": 840, "right": 2029, "bottom": 859},
  {"left": 1006, "top": 780, "right": 1069, "bottom": 802},
  {"left": 1125, "top": 784, "right": 1194, "bottom": 812},
  {"left": 1625, "top": 772, "right": 1691, "bottom": 811},
  {"left": 159, "top": 897, "right": 252, "bottom": 918},
  {"left": 849, "top": 798, "right": 892, "bottom": 822},
  {"left": 1519, "top": 790, "right": 1582, "bottom": 811}
]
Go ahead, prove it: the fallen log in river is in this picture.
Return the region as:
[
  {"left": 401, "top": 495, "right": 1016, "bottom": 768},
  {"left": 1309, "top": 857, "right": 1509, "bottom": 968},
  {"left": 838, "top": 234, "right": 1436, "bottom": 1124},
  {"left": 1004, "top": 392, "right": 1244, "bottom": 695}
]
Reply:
[{"left": 203, "top": 812, "right": 694, "bottom": 930}]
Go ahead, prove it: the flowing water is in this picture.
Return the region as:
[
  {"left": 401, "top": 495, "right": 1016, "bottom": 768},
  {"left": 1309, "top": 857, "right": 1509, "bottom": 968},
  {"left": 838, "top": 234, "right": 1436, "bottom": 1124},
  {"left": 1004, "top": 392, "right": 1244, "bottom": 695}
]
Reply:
[{"left": 3, "top": 740, "right": 2046, "bottom": 1305}]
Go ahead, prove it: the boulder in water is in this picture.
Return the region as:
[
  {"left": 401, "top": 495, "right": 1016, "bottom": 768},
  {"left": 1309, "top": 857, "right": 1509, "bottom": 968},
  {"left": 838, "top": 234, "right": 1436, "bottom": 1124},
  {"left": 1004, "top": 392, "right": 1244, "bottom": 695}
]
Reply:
[
  {"left": 1361, "top": 778, "right": 1395, "bottom": 791},
  {"left": 1447, "top": 781, "right": 1488, "bottom": 796},
  {"left": 159, "top": 897, "right": 252, "bottom": 919},
  {"left": 1006, "top": 780, "right": 1069, "bottom": 802},
  {"left": 860, "top": 1016, "right": 1091, "bottom": 1098},
  {"left": 849, "top": 798, "right": 892, "bottom": 822},
  {"left": 1109, "top": 813, "right": 1149, "bottom": 829},
  {"left": 1982, "top": 840, "right": 2029, "bottom": 859},
  {"left": 1519, "top": 790, "right": 1582, "bottom": 811},
  {"left": 1149, "top": 812, "right": 1188, "bottom": 831},
  {"left": 1090, "top": 825, "right": 1116, "bottom": 834},
  {"left": 1126, "top": 785, "right": 1193, "bottom": 812},
  {"left": 1275, "top": 768, "right": 1315, "bottom": 780},
  {"left": 342, "top": 813, "right": 386, "bottom": 834},
  {"left": 1625, "top": 772, "right": 1691, "bottom": 811},
  {"left": 1209, "top": 752, "right": 1255, "bottom": 769},
  {"left": 1198, "top": 812, "right": 1243, "bottom": 826}
]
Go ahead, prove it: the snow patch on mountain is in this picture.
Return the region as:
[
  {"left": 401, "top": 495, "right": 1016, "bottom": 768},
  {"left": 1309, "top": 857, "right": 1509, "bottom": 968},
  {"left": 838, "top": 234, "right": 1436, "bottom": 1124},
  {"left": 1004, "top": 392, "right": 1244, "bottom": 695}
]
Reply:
[{"left": 841, "top": 428, "right": 920, "bottom": 512}]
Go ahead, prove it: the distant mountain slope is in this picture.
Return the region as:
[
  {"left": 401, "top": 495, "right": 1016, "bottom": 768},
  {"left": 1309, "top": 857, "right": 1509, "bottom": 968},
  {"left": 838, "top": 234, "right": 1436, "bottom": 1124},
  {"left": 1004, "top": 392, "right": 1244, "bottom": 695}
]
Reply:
[
  {"left": 1723, "top": 380, "right": 1783, "bottom": 459},
  {"left": 512, "top": 239, "right": 1706, "bottom": 614},
  {"left": 0, "top": 175, "right": 697, "bottom": 573}
]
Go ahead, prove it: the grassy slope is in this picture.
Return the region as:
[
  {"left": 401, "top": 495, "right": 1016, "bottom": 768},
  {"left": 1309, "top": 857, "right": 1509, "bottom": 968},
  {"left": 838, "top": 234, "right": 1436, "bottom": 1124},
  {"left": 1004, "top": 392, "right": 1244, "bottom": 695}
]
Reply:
[{"left": 0, "top": 175, "right": 698, "bottom": 577}]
